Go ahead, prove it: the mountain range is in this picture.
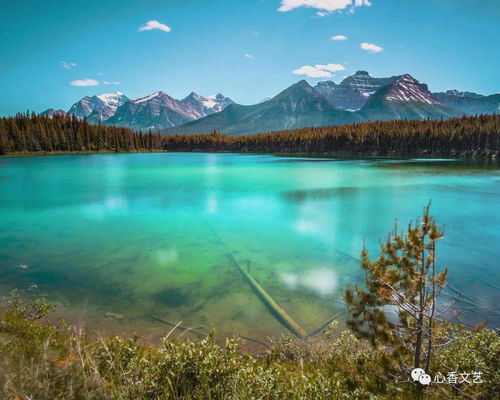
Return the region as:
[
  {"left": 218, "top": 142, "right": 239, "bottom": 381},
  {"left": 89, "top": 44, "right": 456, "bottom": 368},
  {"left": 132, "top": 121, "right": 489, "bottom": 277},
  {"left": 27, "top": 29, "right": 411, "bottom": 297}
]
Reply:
[
  {"left": 164, "top": 80, "right": 363, "bottom": 135},
  {"left": 358, "top": 74, "right": 459, "bottom": 121},
  {"left": 41, "top": 71, "right": 499, "bottom": 135},
  {"left": 41, "top": 91, "right": 234, "bottom": 131},
  {"left": 105, "top": 91, "right": 234, "bottom": 130},
  {"left": 314, "top": 70, "right": 397, "bottom": 111}
]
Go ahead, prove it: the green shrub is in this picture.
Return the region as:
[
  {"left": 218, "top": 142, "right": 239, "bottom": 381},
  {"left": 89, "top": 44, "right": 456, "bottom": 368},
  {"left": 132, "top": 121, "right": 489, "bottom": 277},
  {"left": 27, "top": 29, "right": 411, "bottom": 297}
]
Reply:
[{"left": 1, "top": 293, "right": 497, "bottom": 399}]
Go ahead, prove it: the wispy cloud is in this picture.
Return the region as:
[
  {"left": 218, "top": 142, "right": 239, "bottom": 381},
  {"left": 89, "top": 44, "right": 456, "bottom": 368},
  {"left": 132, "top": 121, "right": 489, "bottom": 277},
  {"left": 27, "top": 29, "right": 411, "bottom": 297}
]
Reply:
[
  {"left": 278, "top": 0, "right": 371, "bottom": 15},
  {"left": 244, "top": 54, "right": 254, "bottom": 59},
  {"left": 293, "top": 63, "right": 346, "bottom": 78},
  {"left": 70, "top": 79, "right": 99, "bottom": 87},
  {"left": 138, "top": 20, "right": 171, "bottom": 33},
  {"left": 103, "top": 81, "right": 121, "bottom": 85},
  {"left": 331, "top": 34, "right": 347, "bottom": 40},
  {"left": 360, "top": 42, "right": 383, "bottom": 53},
  {"left": 61, "top": 61, "right": 77, "bottom": 70}
]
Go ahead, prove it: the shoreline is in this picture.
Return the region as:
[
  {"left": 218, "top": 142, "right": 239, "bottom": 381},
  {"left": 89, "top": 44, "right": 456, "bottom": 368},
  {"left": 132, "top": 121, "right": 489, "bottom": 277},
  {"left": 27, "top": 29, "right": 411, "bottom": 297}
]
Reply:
[
  {"left": 161, "top": 148, "right": 500, "bottom": 159},
  {"left": 2, "top": 149, "right": 165, "bottom": 157},
  {"left": 2, "top": 149, "right": 499, "bottom": 160}
]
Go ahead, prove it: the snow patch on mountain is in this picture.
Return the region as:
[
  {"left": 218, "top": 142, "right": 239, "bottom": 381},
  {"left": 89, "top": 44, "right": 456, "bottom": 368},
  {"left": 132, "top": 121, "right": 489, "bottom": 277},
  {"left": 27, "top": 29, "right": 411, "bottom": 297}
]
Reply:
[
  {"left": 202, "top": 97, "right": 217, "bottom": 109},
  {"left": 102, "top": 90, "right": 233, "bottom": 130},
  {"left": 135, "top": 92, "right": 162, "bottom": 104},
  {"left": 385, "top": 75, "right": 439, "bottom": 104},
  {"left": 68, "top": 92, "right": 130, "bottom": 122},
  {"left": 181, "top": 92, "right": 234, "bottom": 117},
  {"left": 314, "top": 71, "right": 397, "bottom": 110}
]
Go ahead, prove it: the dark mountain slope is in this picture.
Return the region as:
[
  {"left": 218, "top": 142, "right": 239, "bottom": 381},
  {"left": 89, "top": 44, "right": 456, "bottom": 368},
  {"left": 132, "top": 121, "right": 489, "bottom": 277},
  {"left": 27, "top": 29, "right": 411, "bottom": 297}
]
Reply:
[
  {"left": 360, "top": 75, "right": 461, "bottom": 121},
  {"left": 433, "top": 90, "right": 499, "bottom": 115},
  {"left": 163, "top": 80, "right": 363, "bottom": 135},
  {"left": 314, "top": 70, "right": 398, "bottom": 110}
]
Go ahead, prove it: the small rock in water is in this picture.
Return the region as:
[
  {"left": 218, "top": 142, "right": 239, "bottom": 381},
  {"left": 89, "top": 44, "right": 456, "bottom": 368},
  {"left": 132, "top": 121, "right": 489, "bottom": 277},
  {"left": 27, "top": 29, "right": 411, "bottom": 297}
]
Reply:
[
  {"left": 104, "top": 312, "right": 124, "bottom": 320},
  {"left": 17, "top": 264, "right": 29, "bottom": 270}
]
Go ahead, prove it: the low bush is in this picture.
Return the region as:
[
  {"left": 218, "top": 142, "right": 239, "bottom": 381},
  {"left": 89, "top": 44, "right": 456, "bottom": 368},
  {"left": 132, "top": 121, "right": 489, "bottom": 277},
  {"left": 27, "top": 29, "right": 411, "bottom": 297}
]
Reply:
[{"left": 1, "top": 294, "right": 497, "bottom": 399}]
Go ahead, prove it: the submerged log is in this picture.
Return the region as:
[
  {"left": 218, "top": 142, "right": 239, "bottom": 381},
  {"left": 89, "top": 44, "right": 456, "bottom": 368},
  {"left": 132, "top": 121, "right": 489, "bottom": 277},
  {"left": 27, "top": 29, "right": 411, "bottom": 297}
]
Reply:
[
  {"left": 203, "top": 217, "right": 308, "bottom": 339},
  {"left": 477, "top": 277, "right": 500, "bottom": 292},
  {"left": 305, "top": 311, "right": 343, "bottom": 339},
  {"left": 227, "top": 253, "right": 308, "bottom": 339},
  {"left": 150, "top": 315, "right": 207, "bottom": 338},
  {"left": 150, "top": 315, "right": 268, "bottom": 345}
]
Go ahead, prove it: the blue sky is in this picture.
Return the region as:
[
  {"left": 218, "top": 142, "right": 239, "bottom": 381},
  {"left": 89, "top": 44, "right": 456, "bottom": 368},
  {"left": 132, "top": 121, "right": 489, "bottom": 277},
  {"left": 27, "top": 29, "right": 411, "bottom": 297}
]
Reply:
[{"left": 1, "top": 0, "right": 499, "bottom": 116}]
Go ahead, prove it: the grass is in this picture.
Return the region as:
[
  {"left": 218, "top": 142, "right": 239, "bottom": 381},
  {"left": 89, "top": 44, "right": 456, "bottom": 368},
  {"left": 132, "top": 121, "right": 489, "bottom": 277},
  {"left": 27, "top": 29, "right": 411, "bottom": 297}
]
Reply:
[{"left": 1, "top": 292, "right": 498, "bottom": 400}]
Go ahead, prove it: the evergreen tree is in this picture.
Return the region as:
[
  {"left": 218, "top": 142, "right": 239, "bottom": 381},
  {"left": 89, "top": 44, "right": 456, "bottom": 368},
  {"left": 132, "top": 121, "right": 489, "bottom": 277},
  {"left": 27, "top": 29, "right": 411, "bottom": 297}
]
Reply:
[
  {"left": 162, "top": 114, "right": 499, "bottom": 157},
  {"left": 344, "top": 204, "right": 449, "bottom": 397},
  {"left": 0, "top": 113, "right": 164, "bottom": 154}
]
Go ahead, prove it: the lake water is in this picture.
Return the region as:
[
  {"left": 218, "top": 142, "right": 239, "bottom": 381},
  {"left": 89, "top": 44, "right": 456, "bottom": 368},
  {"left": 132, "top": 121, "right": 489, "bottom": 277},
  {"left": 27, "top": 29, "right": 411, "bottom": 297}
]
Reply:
[{"left": 0, "top": 153, "right": 499, "bottom": 342}]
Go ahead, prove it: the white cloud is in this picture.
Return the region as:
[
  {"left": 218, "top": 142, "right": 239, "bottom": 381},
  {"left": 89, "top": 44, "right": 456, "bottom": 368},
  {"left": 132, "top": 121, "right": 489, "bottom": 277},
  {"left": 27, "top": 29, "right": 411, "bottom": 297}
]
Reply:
[
  {"left": 331, "top": 34, "right": 347, "bottom": 40},
  {"left": 319, "top": 63, "right": 346, "bottom": 72},
  {"left": 354, "top": 0, "right": 371, "bottom": 5},
  {"left": 103, "top": 81, "right": 121, "bottom": 85},
  {"left": 294, "top": 66, "right": 331, "bottom": 78},
  {"left": 70, "top": 79, "right": 99, "bottom": 87},
  {"left": 138, "top": 20, "right": 171, "bottom": 33},
  {"left": 244, "top": 54, "right": 254, "bottom": 59},
  {"left": 61, "top": 61, "right": 77, "bottom": 70},
  {"left": 293, "top": 63, "right": 346, "bottom": 78},
  {"left": 360, "top": 42, "right": 383, "bottom": 52},
  {"left": 278, "top": 0, "right": 371, "bottom": 14},
  {"left": 97, "top": 72, "right": 105, "bottom": 76}
]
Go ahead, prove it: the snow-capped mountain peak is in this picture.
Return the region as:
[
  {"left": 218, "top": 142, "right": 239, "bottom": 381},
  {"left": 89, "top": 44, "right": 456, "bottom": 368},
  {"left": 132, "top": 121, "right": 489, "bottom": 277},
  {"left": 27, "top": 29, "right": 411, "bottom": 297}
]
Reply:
[
  {"left": 134, "top": 91, "right": 166, "bottom": 104},
  {"left": 182, "top": 92, "right": 234, "bottom": 114},
  {"left": 41, "top": 70, "right": 496, "bottom": 135},
  {"left": 96, "top": 91, "right": 124, "bottom": 102},
  {"left": 67, "top": 92, "right": 129, "bottom": 122},
  {"left": 384, "top": 74, "right": 439, "bottom": 104},
  {"left": 103, "top": 90, "right": 234, "bottom": 131},
  {"left": 95, "top": 92, "right": 128, "bottom": 111},
  {"left": 202, "top": 96, "right": 217, "bottom": 109},
  {"left": 314, "top": 71, "right": 397, "bottom": 110}
]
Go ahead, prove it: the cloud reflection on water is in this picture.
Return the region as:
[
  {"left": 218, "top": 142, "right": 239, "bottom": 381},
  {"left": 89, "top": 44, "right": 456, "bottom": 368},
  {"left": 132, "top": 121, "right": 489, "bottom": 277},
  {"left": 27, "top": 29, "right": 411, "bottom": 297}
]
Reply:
[
  {"left": 81, "top": 196, "right": 129, "bottom": 219},
  {"left": 206, "top": 193, "right": 218, "bottom": 214},
  {"left": 156, "top": 248, "right": 178, "bottom": 266},
  {"left": 280, "top": 268, "right": 338, "bottom": 297}
]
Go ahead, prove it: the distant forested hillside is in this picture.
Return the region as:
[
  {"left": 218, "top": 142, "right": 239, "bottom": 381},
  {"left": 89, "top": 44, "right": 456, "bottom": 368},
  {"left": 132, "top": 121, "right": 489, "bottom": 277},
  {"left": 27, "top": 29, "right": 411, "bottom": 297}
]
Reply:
[
  {"left": 1, "top": 113, "right": 498, "bottom": 157},
  {"left": 163, "top": 114, "right": 499, "bottom": 157},
  {"left": 0, "top": 113, "right": 164, "bottom": 154}
]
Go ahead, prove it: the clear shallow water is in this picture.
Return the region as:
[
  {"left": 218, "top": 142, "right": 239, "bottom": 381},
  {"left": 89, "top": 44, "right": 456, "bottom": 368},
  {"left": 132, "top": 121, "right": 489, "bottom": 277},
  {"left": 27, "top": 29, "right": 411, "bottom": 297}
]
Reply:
[{"left": 0, "top": 153, "right": 499, "bottom": 341}]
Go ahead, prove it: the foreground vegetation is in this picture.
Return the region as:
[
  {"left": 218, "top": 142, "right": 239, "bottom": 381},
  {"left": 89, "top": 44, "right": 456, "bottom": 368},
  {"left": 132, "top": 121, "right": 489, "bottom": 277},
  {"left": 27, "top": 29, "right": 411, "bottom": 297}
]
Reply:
[
  {"left": 163, "top": 114, "right": 500, "bottom": 157},
  {"left": 0, "top": 295, "right": 498, "bottom": 400},
  {"left": 1, "top": 294, "right": 498, "bottom": 400},
  {"left": 1, "top": 113, "right": 498, "bottom": 157},
  {"left": 1, "top": 207, "right": 498, "bottom": 399}
]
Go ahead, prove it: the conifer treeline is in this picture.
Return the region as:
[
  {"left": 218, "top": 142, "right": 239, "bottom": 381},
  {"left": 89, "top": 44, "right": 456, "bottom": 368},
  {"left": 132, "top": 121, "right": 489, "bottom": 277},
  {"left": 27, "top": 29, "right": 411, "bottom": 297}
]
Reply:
[
  {"left": 2, "top": 113, "right": 499, "bottom": 157},
  {"left": 163, "top": 114, "right": 499, "bottom": 157},
  {"left": 0, "top": 113, "right": 163, "bottom": 154}
]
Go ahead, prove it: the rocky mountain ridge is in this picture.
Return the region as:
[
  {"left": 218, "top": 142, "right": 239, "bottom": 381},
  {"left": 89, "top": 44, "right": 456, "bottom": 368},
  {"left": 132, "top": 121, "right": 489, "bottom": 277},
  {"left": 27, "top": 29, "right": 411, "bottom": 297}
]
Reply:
[{"left": 40, "top": 71, "right": 498, "bottom": 135}]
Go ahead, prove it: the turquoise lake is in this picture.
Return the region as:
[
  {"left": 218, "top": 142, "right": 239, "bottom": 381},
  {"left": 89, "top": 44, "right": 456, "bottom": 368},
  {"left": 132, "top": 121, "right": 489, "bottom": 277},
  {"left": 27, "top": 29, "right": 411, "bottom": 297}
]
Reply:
[{"left": 0, "top": 153, "right": 499, "bottom": 342}]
